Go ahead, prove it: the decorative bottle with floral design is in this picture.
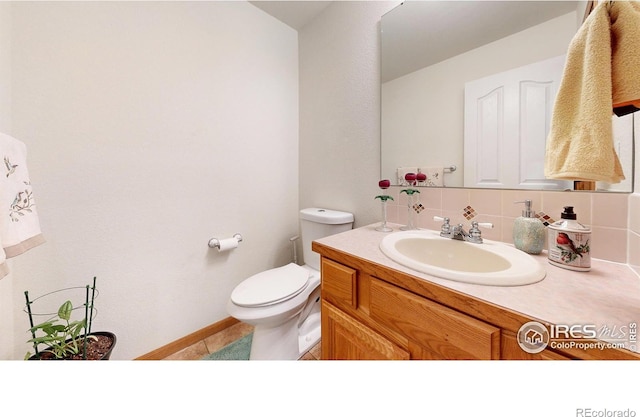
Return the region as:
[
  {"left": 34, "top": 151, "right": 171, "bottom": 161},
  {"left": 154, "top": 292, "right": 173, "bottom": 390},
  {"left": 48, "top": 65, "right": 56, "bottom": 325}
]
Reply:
[{"left": 547, "top": 206, "right": 591, "bottom": 272}]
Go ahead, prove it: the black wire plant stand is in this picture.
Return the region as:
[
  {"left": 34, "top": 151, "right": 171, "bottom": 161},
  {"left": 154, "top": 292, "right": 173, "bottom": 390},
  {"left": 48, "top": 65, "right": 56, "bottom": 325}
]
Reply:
[{"left": 24, "top": 277, "right": 100, "bottom": 360}]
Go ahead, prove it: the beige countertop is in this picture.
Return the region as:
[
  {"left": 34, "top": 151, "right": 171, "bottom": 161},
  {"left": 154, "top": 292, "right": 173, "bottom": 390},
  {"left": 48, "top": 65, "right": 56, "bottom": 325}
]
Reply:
[{"left": 315, "top": 223, "right": 640, "bottom": 354}]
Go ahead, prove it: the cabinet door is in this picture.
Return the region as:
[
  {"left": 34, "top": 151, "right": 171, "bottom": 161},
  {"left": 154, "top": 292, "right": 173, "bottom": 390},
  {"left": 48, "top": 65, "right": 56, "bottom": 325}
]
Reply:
[
  {"left": 501, "top": 332, "right": 570, "bottom": 360},
  {"left": 321, "top": 301, "right": 409, "bottom": 360},
  {"left": 321, "top": 258, "right": 357, "bottom": 310},
  {"left": 370, "top": 278, "right": 500, "bottom": 359}
]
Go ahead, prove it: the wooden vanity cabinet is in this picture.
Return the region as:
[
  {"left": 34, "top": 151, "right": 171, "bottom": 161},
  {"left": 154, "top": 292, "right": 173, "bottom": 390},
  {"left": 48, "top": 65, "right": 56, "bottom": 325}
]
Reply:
[
  {"left": 321, "top": 258, "right": 409, "bottom": 359},
  {"left": 322, "top": 301, "right": 410, "bottom": 359},
  {"left": 317, "top": 251, "right": 639, "bottom": 361},
  {"left": 321, "top": 258, "right": 500, "bottom": 360}
]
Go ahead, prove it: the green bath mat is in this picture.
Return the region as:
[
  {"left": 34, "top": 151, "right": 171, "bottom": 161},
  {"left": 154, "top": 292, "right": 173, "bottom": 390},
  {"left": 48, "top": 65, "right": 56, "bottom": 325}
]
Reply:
[{"left": 201, "top": 333, "right": 252, "bottom": 360}]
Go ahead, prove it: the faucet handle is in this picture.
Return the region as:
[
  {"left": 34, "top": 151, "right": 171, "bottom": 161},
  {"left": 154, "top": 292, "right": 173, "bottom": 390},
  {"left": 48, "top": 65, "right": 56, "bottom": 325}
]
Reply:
[
  {"left": 473, "top": 221, "right": 494, "bottom": 229},
  {"left": 433, "top": 216, "right": 451, "bottom": 235},
  {"left": 469, "top": 221, "right": 493, "bottom": 234},
  {"left": 467, "top": 221, "right": 483, "bottom": 243},
  {"left": 468, "top": 221, "right": 493, "bottom": 243},
  {"left": 434, "top": 216, "right": 452, "bottom": 227}
]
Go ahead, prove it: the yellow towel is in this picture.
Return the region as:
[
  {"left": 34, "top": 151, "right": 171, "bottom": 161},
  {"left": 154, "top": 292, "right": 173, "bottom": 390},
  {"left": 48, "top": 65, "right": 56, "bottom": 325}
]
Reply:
[
  {"left": 611, "top": 1, "right": 640, "bottom": 115},
  {"left": 544, "top": 1, "right": 636, "bottom": 184}
]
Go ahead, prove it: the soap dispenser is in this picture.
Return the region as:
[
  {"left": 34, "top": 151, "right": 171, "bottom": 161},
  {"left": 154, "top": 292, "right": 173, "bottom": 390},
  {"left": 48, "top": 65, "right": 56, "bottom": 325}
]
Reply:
[
  {"left": 547, "top": 206, "right": 591, "bottom": 271},
  {"left": 513, "top": 200, "right": 545, "bottom": 254}
]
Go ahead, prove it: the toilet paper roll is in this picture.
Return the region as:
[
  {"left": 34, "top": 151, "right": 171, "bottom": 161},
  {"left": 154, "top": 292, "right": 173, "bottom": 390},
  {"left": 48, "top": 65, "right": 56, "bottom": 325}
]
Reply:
[{"left": 217, "top": 237, "right": 239, "bottom": 252}]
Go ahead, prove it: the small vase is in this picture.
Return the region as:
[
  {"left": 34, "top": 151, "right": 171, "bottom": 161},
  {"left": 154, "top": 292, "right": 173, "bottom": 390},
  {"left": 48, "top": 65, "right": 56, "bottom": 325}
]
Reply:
[
  {"left": 400, "top": 191, "right": 418, "bottom": 231},
  {"left": 376, "top": 198, "right": 393, "bottom": 232}
]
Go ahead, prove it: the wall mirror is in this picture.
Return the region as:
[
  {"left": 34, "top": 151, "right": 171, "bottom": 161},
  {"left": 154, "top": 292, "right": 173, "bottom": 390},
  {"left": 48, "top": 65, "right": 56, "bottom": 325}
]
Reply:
[{"left": 381, "top": 0, "right": 634, "bottom": 193}]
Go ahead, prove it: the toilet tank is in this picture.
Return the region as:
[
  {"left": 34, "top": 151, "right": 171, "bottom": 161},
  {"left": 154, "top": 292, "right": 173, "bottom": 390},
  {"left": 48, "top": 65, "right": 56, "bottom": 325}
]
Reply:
[{"left": 300, "top": 208, "right": 354, "bottom": 271}]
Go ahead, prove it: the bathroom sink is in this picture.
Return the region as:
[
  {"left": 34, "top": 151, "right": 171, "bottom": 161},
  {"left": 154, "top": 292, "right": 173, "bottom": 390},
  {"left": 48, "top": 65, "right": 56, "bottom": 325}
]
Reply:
[{"left": 379, "top": 230, "right": 545, "bottom": 286}]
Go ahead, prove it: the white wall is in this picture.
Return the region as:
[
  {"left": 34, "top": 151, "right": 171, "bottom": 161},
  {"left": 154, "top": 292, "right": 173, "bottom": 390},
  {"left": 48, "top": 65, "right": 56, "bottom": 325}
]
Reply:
[
  {"left": 0, "top": 1, "right": 14, "bottom": 360},
  {"left": 0, "top": 2, "right": 9, "bottom": 131},
  {"left": 6, "top": 1, "right": 298, "bottom": 359},
  {"left": 299, "top": 1, "right": 397, "bottom": 228}
]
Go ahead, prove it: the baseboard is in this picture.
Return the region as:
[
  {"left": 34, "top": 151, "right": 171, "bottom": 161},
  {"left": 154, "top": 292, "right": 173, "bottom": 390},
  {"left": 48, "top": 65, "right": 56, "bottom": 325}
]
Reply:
[{"left": 135, "top": 316, "right": 240, "bottom": 360}]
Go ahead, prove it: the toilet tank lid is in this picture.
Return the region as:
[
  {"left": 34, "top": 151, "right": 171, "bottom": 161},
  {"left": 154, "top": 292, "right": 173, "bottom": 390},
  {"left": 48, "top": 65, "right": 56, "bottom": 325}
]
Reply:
[{"left": 300, "top": 208, "right": 354, "bottom": 225}]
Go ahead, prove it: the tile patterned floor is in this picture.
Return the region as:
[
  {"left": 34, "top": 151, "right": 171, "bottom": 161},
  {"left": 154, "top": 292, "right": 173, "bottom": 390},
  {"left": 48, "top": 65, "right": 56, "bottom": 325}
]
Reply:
[{"left": 162, "top": 322, "right": 321, "bottom": 360}]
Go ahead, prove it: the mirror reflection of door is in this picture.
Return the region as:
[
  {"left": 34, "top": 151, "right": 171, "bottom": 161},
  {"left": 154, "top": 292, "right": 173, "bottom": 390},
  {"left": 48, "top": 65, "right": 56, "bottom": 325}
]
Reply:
[
  {"left": 464, "top": 55, "right": 570, "bottom": 190},
  {"left": 464, "top": 53, "right": 633, "bottom": 191}
]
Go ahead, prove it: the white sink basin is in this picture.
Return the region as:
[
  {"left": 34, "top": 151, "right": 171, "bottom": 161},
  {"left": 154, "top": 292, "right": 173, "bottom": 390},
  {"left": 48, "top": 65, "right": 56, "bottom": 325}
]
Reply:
[{"left": 380, "top": 230, "right": 545, "bottom": 286}]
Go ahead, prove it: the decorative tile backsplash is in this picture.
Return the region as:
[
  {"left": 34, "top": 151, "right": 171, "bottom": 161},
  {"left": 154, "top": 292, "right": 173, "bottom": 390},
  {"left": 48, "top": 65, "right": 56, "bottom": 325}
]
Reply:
[
  {"left": 536, "top": 211, "right": 556, "bottom": 227},
  {"left": 383, "top": 186, "right": 635, "bottom": 266},
  {"left": 462, "top": 205, "right": 476, "bottom": 220}
]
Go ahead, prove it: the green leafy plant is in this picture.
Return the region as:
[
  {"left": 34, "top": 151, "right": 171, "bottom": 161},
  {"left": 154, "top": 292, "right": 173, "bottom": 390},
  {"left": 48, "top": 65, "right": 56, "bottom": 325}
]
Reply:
[
  {"left": 24, "top": 277, "right": 101, "bottom": 360},
  {"left": 25, "top": 300, "right": 95, "bottom": 360}
]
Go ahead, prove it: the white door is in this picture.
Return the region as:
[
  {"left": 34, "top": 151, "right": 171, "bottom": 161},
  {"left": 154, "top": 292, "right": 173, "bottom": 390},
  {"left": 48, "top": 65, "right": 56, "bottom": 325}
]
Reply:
[{"left": 464, "top": 55, "right": 571, "bottom": 190}]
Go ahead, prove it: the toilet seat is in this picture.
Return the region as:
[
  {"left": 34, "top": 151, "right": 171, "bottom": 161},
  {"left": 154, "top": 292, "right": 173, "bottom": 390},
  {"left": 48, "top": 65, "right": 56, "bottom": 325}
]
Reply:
[{"left": 231, "top": 263, "right": 310, "bottom": 307}]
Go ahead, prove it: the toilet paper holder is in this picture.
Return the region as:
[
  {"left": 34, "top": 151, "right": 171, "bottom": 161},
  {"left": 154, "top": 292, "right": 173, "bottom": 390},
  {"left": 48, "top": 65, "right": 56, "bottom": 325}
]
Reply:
[{"left": 208, "top": 233, "right": 243, "bottom": 250}]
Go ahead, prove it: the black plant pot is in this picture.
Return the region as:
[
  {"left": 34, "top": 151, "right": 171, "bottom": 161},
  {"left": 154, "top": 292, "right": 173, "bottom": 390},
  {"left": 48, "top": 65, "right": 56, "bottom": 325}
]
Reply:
[
  {"left": 29, "top": 331, "right": 116, "bottom": 360},
  {"left": 91, "top": 331, "right": 117, "bottom": 360}
]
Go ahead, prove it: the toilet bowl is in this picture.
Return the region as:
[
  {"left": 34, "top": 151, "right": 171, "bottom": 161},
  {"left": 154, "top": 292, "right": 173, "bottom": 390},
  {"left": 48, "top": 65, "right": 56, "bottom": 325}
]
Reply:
[
  {"left": 227, "top": 208, "right": 354, "bottom": 360},
  {"left": 227, "top": 263, "right": 321, "bottom": 360}
]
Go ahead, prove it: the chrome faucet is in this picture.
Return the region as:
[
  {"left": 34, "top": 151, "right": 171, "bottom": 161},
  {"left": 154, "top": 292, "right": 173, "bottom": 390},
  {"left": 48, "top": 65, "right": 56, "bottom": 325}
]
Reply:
[{"left": 433, "top": 216, "right": 493, "bottom": 244}]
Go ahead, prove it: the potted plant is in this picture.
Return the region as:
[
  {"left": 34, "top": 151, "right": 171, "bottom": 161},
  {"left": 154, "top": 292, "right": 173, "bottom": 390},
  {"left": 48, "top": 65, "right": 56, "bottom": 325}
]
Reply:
[{"left": 24, "top": 277, "right": 116, "bottom": 360}]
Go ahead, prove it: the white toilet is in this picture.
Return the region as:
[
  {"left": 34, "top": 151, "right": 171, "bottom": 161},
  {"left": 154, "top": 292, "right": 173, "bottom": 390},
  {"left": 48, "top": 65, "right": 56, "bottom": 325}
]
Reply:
[{"left": 227, "top": 208, "right": 354, "bottom": 360}]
